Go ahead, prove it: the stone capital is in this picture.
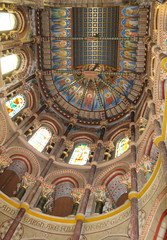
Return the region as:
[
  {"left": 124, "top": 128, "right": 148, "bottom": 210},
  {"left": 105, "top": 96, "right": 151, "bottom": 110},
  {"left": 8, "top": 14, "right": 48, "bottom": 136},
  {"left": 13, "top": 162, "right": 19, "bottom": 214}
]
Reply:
[
  {"left": 97, "top": 140, "right": 103, "bottom": 145},
  {"left": 128, "top": 191, "right": 138, "bottom": 201},
  {"left": 90, "top": 161, "right": 98, "bottom": 167},
  {"left": 48, "top": 155, "right": 56, "bottom": 162},
  {"left": 130, "top": 141, "right": 136, "bottom": 147},
  {"left": 129, "top": 163, "right": 137, "bottom": 169},
  {"left": 75, "top": 213, "right": 85, "bottom": 221},
  {"left": 84, "top": 184, "right": 92, "bottom": 190},
  {"left": 130, "top": 122, "right": 135, "bottom": 127},
  {"left": 17, "top": 129, "right": 23, "bottom": 136}
]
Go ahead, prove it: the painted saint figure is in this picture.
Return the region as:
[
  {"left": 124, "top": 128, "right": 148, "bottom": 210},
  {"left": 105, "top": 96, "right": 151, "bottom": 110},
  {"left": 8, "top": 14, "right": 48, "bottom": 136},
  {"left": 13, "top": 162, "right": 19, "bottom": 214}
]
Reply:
[
  {"left": 51, "top": 8, "right": 70, "bottom": 18},
  {"left": 52, "top": 40, "right": 70, "bottom": 49},
  {"left": 122, "top": 6, "right": 139, "bottom": 17},
  {"left": 122, "top": 18, "right": 138, "bottom": 28}
]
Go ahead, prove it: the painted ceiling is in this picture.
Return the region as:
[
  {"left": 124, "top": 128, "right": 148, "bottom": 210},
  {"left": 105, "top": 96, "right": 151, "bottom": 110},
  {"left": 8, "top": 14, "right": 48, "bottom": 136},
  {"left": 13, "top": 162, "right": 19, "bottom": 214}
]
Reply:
[{"left": 38, "top": 6, "right": 145, "bottom": 126}]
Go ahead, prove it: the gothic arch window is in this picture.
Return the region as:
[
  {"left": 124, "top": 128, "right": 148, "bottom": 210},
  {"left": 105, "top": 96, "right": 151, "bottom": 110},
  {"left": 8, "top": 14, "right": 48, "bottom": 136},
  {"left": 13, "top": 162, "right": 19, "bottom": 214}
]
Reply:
[
  {"left": 5, "top": 94, "right": 26, "bottom": 118},
  {"left": 0, "top": 12, "right": 17, "bottom": 31},
  {"left": 115, "top": 137, "right": 129, "bottom": 158},
  {"left": 69, "top": 143, "right": 90, "bottom": 166},
  {"left": 28, "top": 127, "right": 52, "bottom": 153},
  {"left": 0, "top": 54, "right": 20, "bottom": 75}
]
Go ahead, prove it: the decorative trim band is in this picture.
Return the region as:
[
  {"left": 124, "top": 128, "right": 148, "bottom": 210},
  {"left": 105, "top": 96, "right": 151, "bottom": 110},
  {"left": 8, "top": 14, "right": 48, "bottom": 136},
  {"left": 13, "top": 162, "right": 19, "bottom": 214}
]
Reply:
[{"left": 128, "top": 191, "right": 138, "bottom": 201}]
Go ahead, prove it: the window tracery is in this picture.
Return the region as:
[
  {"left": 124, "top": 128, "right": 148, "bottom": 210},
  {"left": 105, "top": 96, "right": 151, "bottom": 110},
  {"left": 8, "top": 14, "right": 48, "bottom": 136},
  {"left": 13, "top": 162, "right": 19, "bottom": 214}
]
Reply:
[
  {"left": 5, "top": 94, "right": 26, "bottom": 118},
  {"left": 115, "top": 137, "right": 129, "bottom": 158},
  {"left": 28, "top": 127, "right": 52, "bottom": 152},
  {"left": 69, "top": 144, "right": 90, "bottom": 165}
]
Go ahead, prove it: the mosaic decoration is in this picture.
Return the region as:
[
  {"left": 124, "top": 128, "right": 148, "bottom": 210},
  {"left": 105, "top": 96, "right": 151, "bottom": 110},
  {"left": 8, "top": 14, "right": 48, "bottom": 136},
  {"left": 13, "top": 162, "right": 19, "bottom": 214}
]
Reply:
[
  {"left": 69, "top": 144, "right": 90, "bottom": 165},
  {"left": 5, "top": 94, "right": 26, "bottom": 118},
  {"left": 28, "top": 127, "right": 52, "bottom": 152},
  {"left": 119, "top": 6, "right": 139, "bottom": 72},
  {"left": 115, "top": 137, "right": 130, "bottom": 158}
]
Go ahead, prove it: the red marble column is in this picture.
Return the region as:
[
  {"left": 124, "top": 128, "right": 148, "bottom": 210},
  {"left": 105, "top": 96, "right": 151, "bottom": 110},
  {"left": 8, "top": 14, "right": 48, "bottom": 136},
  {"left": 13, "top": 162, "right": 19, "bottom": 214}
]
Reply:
[
  {"left": 72, "top": 126, "right": 106, "bottom": 240},
  {"left": 3, "top": 208, "right": 26, "bottom": 240},
  {"left": 22, "top": 104, "right": 47, "bottom": 129},
  {"left": 3, "top": 123, "right": 73, "bottom": 240},
  {"left": 130, "top": 110, "right": 139, "bottom": 240}
]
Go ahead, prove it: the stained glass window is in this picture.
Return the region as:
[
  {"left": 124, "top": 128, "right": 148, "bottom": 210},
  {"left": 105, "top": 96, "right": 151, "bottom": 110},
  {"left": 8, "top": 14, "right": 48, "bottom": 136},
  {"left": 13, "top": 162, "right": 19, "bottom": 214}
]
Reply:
[
  {"left": 0, "top": 13, "right": 16, "bottom": 31},
  {"left": 69, "top": 144, "right": 90, "bottom": 165},
  {"left": 115, "top": 137, "right": 129, "bottom": 158},
  {"left": 5, "top": 94, "right": 26, "bottom": 118},
  {"left": 28, "top": 127, "right": 52, "bottom": 152},
  {"left": 1, "top": 54, "right": 19, "bottom": 75}
]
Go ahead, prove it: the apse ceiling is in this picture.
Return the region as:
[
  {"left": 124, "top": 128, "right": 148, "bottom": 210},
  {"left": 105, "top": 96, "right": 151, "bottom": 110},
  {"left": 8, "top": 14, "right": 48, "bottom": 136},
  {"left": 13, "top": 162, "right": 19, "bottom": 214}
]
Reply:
[{"left": 37, "top": 6, "right": 146, "bottom": 127}]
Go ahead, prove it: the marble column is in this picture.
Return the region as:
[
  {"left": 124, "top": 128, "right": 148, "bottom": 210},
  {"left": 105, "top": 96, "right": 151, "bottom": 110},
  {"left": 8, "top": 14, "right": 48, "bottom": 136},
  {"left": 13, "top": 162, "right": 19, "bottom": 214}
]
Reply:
[
  {"left": 72, "top": 125, "right": 106, "bottom": 240},
  {"left": 129, "top": 110, "right": 139, "bottom": 240},
  {"left": 3, "top": 123, "right": 74, "bottom": 240},
  {"left": 148, "top": 94, "right": 167, "bottom": 182},
  {"left": 0, "top": 73, "right": 37, "bottom": 99},
  {"left": 0, "top": 130, "right": 22, "bottom": 155},
  {"left": 21, "top": 104, "right": 47, "bottom": 130}
]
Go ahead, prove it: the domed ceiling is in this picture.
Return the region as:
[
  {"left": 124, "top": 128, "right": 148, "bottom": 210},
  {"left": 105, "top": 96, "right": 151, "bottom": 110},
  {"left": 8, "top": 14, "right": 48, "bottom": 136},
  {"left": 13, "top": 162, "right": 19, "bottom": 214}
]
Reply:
[{"left": 37, "top": 6, "right": 145, "bottom": 127}]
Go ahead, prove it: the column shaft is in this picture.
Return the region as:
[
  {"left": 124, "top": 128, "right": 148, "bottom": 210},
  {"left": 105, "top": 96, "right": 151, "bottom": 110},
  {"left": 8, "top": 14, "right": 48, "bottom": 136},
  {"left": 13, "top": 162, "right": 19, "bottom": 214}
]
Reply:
[
  {"left": 131, "top": 198, "right": 139, "bottom": 240},
  {"left": 72, "top": 127, "right": 105, "bottom": 240},
  {"left": 72, "top": 219, "right": 83, "bottom": 240},
  {"left": 4, "top": 132, "right": 19, "bottom": 149},
  {"left": 130, "top": 111, "right": 139, "bottom": 240},
  {"left": 3, "top": 123, "right": 73, "bottom": 240},
  {"left": 3, "top": 208, "right": 26, "bottom": 240}
]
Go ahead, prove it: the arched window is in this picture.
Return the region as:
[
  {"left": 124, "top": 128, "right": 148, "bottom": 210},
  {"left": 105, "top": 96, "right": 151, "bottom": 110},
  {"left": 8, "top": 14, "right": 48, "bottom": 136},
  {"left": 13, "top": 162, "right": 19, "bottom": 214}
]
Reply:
[
  {"left": 69, "top": 144, "right": 90, "bottom": 165},
  {"left": 115, "top": 137, "right": 129, "bottom": 158},
  {"left": 1, "top": 54, "right": 19, "bottom": 75},
  {"left": 5, "top": 94, "right": 26, "bottom": 118},
  {"left": 0, "top": 12, "right": 17, "bottom": 31},
  {"left": 28, "top": 127, "right": 52, "bottom": 152}
]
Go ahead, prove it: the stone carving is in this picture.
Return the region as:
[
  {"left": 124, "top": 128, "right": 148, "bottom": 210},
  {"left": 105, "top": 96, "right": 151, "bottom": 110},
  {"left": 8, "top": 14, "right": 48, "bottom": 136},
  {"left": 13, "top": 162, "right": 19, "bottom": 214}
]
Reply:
[
  {"left": 137, "top": 155, "right": 156, "bottom": 173},
  {"left": 120, "top": 172, "right": 131, "bottom": 191},
  {"left": 0, "top": 155, "right": 12, "bottom": 173}
]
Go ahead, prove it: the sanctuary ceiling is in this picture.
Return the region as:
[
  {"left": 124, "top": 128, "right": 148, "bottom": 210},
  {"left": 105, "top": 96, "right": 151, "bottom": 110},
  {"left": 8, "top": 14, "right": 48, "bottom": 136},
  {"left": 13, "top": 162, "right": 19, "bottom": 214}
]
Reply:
[{"left": 37, "top": 6, "right": 148, "bottom": 127}]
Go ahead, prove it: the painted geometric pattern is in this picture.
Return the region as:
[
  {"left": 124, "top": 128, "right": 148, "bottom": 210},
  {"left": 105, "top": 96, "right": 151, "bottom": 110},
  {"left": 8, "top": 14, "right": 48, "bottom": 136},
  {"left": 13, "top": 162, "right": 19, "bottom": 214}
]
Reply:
[{"left": 73, "top": 7, "right": 119, "bottom": 67}]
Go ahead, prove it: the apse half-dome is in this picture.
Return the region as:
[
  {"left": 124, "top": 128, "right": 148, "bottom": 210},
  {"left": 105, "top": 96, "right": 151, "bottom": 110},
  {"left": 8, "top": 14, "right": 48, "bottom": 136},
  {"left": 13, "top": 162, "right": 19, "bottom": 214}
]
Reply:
[{"left": 38, "top": 6, "right": 144, "bottom": 126}]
